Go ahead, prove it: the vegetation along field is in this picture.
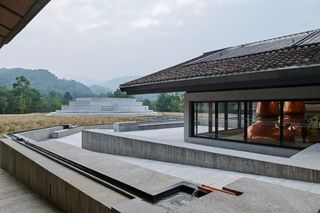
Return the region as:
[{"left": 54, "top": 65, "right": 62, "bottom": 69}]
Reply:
[{"left": 0, "top": 113, "right": 183, "bottom": 137}]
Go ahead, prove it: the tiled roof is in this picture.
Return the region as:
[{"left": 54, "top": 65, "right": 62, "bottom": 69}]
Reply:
[{"left": 121, "top": 29, "right": 320, "bottom": 89}]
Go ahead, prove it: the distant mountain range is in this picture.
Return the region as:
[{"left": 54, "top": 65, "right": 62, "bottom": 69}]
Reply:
[
  {"left": 90, "top": 76, "right": 158, "bottom": 101},
  {"left": 0, "top": 68, "right": 93, "bottom": 97},
  {"left": 0, "top": 68, "right": 159, "bottom": 100},
  {"left": 89, "top": 76, "right": 139, "bottom": 93}
]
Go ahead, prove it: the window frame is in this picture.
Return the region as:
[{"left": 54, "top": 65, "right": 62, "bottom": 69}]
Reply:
[{"left": 191, "top": 99, "right": 320, "bottom": 150}]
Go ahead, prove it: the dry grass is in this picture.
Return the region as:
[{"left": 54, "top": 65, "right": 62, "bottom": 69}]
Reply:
[{"left": 0, "top": 112, "right": 183, "bottom": 137}]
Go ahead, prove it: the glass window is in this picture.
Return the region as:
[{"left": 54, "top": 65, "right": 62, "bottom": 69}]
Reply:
[
  {"left": 247, "top": 101, "right": 280, "bottom": 145},
  {"left": 194, "top": 102, "right": 209, "bottom": 136},
  {"left": 218, "top": 102, "right": 245, "bottom": 142},
  {"left": 192, "top": 100, "right": 319, "bottom": 149},
  {"left": 282, "top": 101, "right": 320, "bottom": 148},
  {"left": 217, "top": 103, "right": 226, "bottom": 131}
]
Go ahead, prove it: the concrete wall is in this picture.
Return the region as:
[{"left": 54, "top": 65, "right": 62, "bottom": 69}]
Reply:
[
  {"left": 0, "top": 138, "right": 127, "bottom": 213},
  {"left": 82, "top": 130, "right": 320, "bottom": 183},
  {"left": 114, "top": 122, "right": 142, "bottom": 132},
  {"left": 18, "top": 124, "right": 114, "bottom": 141},
  {"left": 18, "top": 126, "right": 64, "bottom": 141},
  {"left": 50, "top": 126, "right": 85, "bottom": 139},
  {"left": 114, "top": 121, "right": 184, "bottom": 132},
  {"left": 85, "top": 124, "right": 114, "bottom": 130}
]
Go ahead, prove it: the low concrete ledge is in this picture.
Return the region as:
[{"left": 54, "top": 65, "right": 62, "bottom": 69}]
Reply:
[
  {"left": 114, "top": 121, "right": 184, "bottom": 132},
  {"left": 82, "top": 130, "right": 320, "bottom": 183},
  {"left": 17, "top": 124, "right": 114, "bottom": 141},
  {"left": 85, "top": 124, "right": 114, "bottom": 130},
  {"left": 50, "top": 124, "right": 114, "bottom": 139},
  {"left": 0, "top": 138, "right": 129, "bottom": 213},
  {"left": 50, "top": 126, "right": 85, "bottom": 139},
  {"left": 18, "top": 126, "right": 64, "bottom": 141}
]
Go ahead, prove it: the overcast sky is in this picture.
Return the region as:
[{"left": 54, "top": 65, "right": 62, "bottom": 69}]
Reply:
[{"left": 0, "top": 0, "right": 319, "bottom": 85}]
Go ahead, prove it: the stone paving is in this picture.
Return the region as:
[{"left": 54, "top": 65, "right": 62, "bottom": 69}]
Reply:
[{"left": 0, "top": 168, "right": 61, "bottom": 213}]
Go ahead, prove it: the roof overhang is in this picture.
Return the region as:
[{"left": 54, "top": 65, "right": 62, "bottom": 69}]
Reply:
[
  {"left": 121, "top": 65, "right": 320, "bottom": 94},
  {"left": 0, "top": 0, "right": 50, "bottom": 49}
]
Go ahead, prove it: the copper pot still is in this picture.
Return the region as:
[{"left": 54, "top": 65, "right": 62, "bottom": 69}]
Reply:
[
  {"left": 284, "top": 101, "right": 306, "bottom": 115},
  {"left": 256, "top": 101, "right": 280, "bottom": 117},
  {"left": 283, "top": 101, "right": 306, "bottom": 137},
  {"left": 247, "top": 101, "right": 281, "bottom": 143},
  {"left": 248, "top": 101, "right": 296, "bottom": 143}
]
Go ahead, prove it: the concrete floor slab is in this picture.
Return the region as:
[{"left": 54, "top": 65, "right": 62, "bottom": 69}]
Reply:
[
  {"left": 33, "top": 139, "right": 186, "bottom": 196},
  {"left": 52, "top": 131, "right": 320, "bottom": 195},
  {"left": 89, "top": 128, "right": 320, "bottom": 171},
  {"left": 174, "top": 178, "right": 320, "bottom": 213}
]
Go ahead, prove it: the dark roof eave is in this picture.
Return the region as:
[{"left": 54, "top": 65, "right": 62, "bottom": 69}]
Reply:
[
  {"left": 0, "top": 0, "right": 50, "bottom": 48},
  {"left": 121, "top": 65, "right": 320, "bottom": 94}
]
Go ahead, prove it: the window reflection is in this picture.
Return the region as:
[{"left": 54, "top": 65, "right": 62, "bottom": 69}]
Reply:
[
  {"left": 194, "top": 103, "right": 209, "bottom": 135},
  {"left": 282, "top": 101, "right": 320, "bottom": 148},
  {"left": 218, "top": 102, "right": 244, "bottom": 142},
  {"left": 192, "top": 100, "right": 320, "bottom": 149},
  {"left": 247, "top": 101, "right": 280, "bottom": 145}
]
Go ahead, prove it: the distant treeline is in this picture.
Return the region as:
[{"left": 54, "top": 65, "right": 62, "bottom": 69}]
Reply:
[
  {"left": 142, "top": 93, "right": 184, "bottom": 112},
  {"left": 0, "top": 76, "right": 184, "bottom": 114},
  {"left": 0, "top": 76, "right": 73, "bottom": 114},
  {"left": 108, "top": 89, "right": 185, "bottom": 112}
]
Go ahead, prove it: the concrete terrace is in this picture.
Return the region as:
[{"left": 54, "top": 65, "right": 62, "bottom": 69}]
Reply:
[
  {"left": 50, "top": 129, "right": 320, "bottom": 195},
  {"left": 1, "top": 124, "right": 320, "bottom": 212}
]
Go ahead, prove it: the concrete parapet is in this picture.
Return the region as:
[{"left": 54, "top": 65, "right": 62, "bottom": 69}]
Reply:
[
  {"left": 82, "top": 130, "right": 320, "bottom": 183},
  {"left": 114, "top": 121, "right": 184, "bottom": 132},
  {"left": 18, "top": 126, "right": 64, "bottom": 141},
  {"left": 17, "top": 124, "right": 114, "bottom": 141},
  {"left": 85, "top": 124, "right": 114, "bottom": 130},
  {"left": 50, "top": 126, "right": 85, "bottom": 139},
  {"left": 0, "top": 138, "right": 129, "bottom": 213}
]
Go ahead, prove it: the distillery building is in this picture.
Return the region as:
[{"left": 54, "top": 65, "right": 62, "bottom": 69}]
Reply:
[{"left": 121, "top": 29, "right": 320, "bottom": 151}]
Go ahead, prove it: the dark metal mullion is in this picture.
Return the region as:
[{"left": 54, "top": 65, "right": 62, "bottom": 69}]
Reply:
[
  {"left": 190, "top": 102, "right": 195, "bottom": 137},
  {"left": 224, "top": 102, "right": 228, "bottom": 131},
  {"left": 248, "top": 101, "right": 253, "bottom": 125},
  {"left": 208, "top": 102, "right": 213, "bottom": 133},
  {"left": 244, "top": 101, "right": 248, "bottom": 142},
  {"left": 237, "top": 102, "right": 241, "bottom": 128},
  {"left": 279, "top": 101, "right": 284, "bottom": 146},
  {"left": 195, "top": 103, "right": 198, "bottom": 135},
  {"left": 215, "top": 102, "right": 218, "bottom": 139}
]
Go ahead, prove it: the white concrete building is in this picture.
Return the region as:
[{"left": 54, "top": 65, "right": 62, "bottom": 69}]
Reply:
[{"left": 53, "top": 97, "right": 155, "bottom": 115}]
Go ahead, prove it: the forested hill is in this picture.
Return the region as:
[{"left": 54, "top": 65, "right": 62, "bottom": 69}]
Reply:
[{"left": 0, "top": 68, "right": 93, "bottom": 97}]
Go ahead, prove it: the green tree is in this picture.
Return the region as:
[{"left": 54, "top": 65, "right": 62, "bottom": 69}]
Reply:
[
  {"left": 142, "top": 99, "right": 156, "bottom": 111},
  {"left": 155, "top": 93, "right": 184, "bottom": 112},
  {"left": 10, "top": 76, "right": 43, "bottom": 113},
  {"left": 47, "top": 91, "right": 62, "bottom": 112},
  {"left": 25, "top": 88, "right": 41, "bottom": 113},
  {"left": 62, "top": 91, "right": 73, "bottom": 104},
  {"left": 0, "top": 88, "right": 9, "bottom": 114},
  {"left": 111, "top": 89, "right": 133, "bottom": 98},
  {"left": 12, "top": 76, "right": 30, "bottom": 114}
]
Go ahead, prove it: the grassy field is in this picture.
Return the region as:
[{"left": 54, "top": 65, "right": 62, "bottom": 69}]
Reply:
[{"left": 0, "top": 113, "right": 183, "bottom": 136}]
